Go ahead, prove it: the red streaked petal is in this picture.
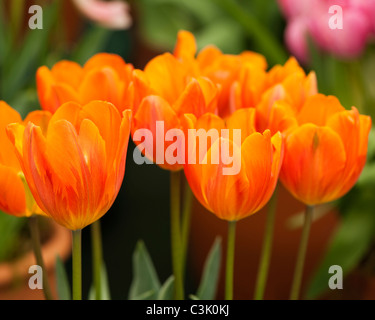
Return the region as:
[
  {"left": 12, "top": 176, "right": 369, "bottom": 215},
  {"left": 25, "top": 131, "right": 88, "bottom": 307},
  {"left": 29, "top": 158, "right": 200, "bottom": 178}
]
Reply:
[
  {"left": 200, "top": 137, "right": 248, "bottom": 221},
  {"left": 280, "top": 124, "right": 346, "bottom": 205}
]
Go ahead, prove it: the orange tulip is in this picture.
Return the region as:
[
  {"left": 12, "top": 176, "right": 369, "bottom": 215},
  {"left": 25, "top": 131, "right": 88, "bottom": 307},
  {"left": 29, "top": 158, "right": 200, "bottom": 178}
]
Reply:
[
  {"left": 37, "top": 53, "right": 134, "bottom": 114},
  {"left": 182, "top": 108, "right": 284, "bottom": 221},
  {"left": 0, "top": 101, "right": 51, "bottom": 217},
  {"left": 131, "top": 31, "right": 270, "bottom": 171},
  {"left": 7, "top": 101, "right": 132, "bottom": 230},
  {"left": 254, "top": 57, "right": 317, "bottom": 134},
  {"left": 131, "top": 42, "right": 219, "bottom": 171},
  {"left": 280, "top": 94, "right": 372, "bottom": 205},
  {"left": 173, "top": 30, "right": 268, "bottom": 119}
]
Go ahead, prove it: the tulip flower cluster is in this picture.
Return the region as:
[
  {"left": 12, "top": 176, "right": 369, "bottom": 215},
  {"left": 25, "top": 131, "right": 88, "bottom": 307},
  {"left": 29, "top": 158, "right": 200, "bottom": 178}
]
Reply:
[{"left": 0, "top": 29, "right": 371, "bottom": 300}]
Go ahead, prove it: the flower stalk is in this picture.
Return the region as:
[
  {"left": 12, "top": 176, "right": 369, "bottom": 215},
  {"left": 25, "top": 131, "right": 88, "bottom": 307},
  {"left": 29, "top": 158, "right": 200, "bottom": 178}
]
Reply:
[
  {"left": 254, "top": 186, "right": 279, "bottom": 300},
  {"left": 290, "top": 205, "right": 314, "bottom": 300},
  {"left": 170, "top": 170, "right": 184, "bottom": 300},
  {"left": 225, "top": 220, "right": 237, "bottom": 300},
  {"left": 91, "top": 220, "right": 103, "bottom": 300},
  {"left": 28, "top": 215, "right": 54, "bottom": 300},
  {"left": 72, "top": 229, "right": 82, "bottom": 300}
]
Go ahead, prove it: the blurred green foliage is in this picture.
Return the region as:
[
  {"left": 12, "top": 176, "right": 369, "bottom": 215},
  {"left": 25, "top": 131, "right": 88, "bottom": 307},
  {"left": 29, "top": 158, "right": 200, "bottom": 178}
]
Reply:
[{"left": 134, "top": 0, "right": 288, "bottom": 64}]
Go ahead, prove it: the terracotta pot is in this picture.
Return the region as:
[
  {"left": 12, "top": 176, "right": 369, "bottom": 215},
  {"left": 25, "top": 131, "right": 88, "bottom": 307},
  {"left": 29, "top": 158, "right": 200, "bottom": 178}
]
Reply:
[
  {"left": 0, "top": 218, "right": 72, "bottom": 300},
  {"left": 188, "top": 184, "right": 341, "bottom": 300}
]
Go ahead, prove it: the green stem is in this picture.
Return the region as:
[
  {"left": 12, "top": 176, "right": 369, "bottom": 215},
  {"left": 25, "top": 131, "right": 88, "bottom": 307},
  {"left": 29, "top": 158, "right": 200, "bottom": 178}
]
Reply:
[
  {"left": 347, "top": 60, "right": 367, "bottom": 114},
  {"left": 91, "top": 220, "right": 103, "bottom": 300},
  {"left": 225, "top": 220, "right": 237, "bottom": 300},
  {"left": 10, "top": 0, "right": 25, "bottom": 47},
  {"left": 28, "top": 216, "right": 54, "bottom": 300},
  {"left": 254, "top": 187, "right": 278, "bottom": 300},
  {"left": 290, "top": 205, "right": 314, "bottom": 300},
  {"left": 170, "top": 170, "right": 184, "bottom": 300},
  {"left": 72, "top": 229, "right": 82, "bottom": 300},
  {"left": 181, "top": 179, "right": 193, "bottom": 279}
]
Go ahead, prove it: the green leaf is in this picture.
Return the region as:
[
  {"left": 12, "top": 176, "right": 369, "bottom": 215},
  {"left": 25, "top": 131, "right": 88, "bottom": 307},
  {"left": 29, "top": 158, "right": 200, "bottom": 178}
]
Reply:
[
  {"left": 306, "top": 195, "right": 375, "bottom": 299},
  {"left": 195, "top": 18, "right": 245, "bottom": 54},
  {"left": 0, "top": 0, "right": 10, "bottom": 69},
  {"left": 189, "top": 294, "right": 200, "bottom": 300},
  {"left": 2, "top": 1, "right": 60, "bottom": 102},
  {"left": 130, "top": 290, "right": 156, "bottom": 300},
  {"left": 357, "top": 163, "right": 375, "bottom": 187},
  {"left": 88, "top": 262, "right": 111, "bottom": 300},
  {"left": 365, "top": 128, "right": 375, "bottom": 161},
  {"left": 128, "top": 240, "right": 161, "bottom": 300},
  {"left": 176, "top": 0, "right": 220, "bottom": 24},
  {"left": 71, "top": 25, "right": 112, "bottom": 65},
  {"left": 195, "top": 237, "right": 222, "bottom": 300},
  {"left": 55, "top": 255, "right": 71, "bottom": 300},
  {"left": 135, "top": 0, "right": 195, "bottom": 52},
  {"left": 157, "top": 275, "right": 175, "bottom": 300},
  {"left": 0, "top": 213, "right": 27, "bottom": 262},
  {"left": 212, "top": 0, "right": 288, "bottom": 65}
]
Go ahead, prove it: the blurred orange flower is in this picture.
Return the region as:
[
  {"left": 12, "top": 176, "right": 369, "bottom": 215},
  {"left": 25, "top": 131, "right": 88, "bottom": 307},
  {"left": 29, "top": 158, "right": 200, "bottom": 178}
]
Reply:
[
  {"left": 182, "top": 108, "right": 284, "bottom": 221},
  {"left": 37, "top": 53, "right": 134, "bottom": 114},
  {"left": 131, "top": 37, "right": 219, "bottom": 171},
  {"left": 254, "top": 57, "right": 317, "bottom": 134},
  {"left": 0, "top": 101, "right": 51, "bottom": 217},
  {"left": 173, "top": 30, "right": 268, "bottom": 118},
  {"left": 280, "top": 94, "right": 372, "bottom": 205},
  {"left": 131, "top": 30, "right": 269, "bottom": 171},
  {"left": 7, "top": 101, "right": 132, "bottom": 230}
]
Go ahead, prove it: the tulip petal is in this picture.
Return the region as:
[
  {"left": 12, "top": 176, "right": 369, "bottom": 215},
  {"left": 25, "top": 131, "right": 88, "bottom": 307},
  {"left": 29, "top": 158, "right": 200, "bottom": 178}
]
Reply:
[
  {"left": 133, "top": 95, "right": 181, "bottom": 171},
  {"left": 326, "top": 107, "right": 372, "bottom": 196},
  {"left": 0, "top": 164, "right": 26, "bottom": 216},
  {"left": 29, "top": 120, "right": 90, "bottom": 230},
  {"left": 78, "top": 118, "right": 107, "bottom": 224},
  {"left": 36, "top": 66, "right": 61, "bottom": 112},
  {"left": 84, "top": 53, "right": 130, "bottom": 78},
  {"left": 52, "top": 84, "right": 81, "bottom": 109},
  {"left": 0, "top": 101, "right": 22, "bottom": 169},
  {"left": 226, "top": 108, "right": 256, "bottom": 146},
  {"left": 23, "top": 110, "right": 52, "bottom": 136},
  {"left": 255, "top": 84, "right": 286, "bottom": 132},
  {"left": 267, "top": 100, "right": 298, "bottom": 135},
  {"left": 200, "top": 137, "right": 249, "bottom": 221},
  {"left": 79, "top": 67, "right": 123, "bottom": 109},
  {"left": 144, "top": 53, "right": 190, "bottom": 105},
  {"left": 297, "top": 94, "right": 344, "bottom": 126},
  {"left": 182, "top": 113, "right": 225, "bottom": 206},
  {"left": 267, "top": 57, "right": 304, "bottom": 88},
  {"left": 280, "top": 124, "right": 347, "bottom": 205},
  {"left": 173, "top": 30, "right": 197, "bottom": 61},
  {"left": 239, "top": 51, "right": 268, "bottom": 70},
  {"left": 51, "top": 60, "right": 84, "bottom": 88},
  {"left": 197, "top": 45, "right": 223, "bottom": 72},
  {"left": 50, "top": 101, "right": 82, "bottom": 132},
  {"left": 114, "top": 109, "right": 132, "bottom": 190},
  {"left": 81, "top": 100, "right": 122, "bottom": 163},
  {"left": 173, "top": 77, "right": 218, "bottom": 117},
  {"left": 241, "top": 131, "right": 275, "bottom": 214},
  {"left": 282, "top": 70, "right": 318, "bottom": 112}
]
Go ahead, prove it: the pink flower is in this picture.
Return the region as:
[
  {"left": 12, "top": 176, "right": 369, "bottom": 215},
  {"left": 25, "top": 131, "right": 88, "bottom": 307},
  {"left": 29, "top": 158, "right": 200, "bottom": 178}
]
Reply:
[
  {"left": 278, "top": 0, "right": 374, "bottom": 62},
  {"left": 349, "top": 0, "right": 375, "bottom": 33},
  {"left": 72, "top": 0, "right": 132, "bottom": 30}
]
